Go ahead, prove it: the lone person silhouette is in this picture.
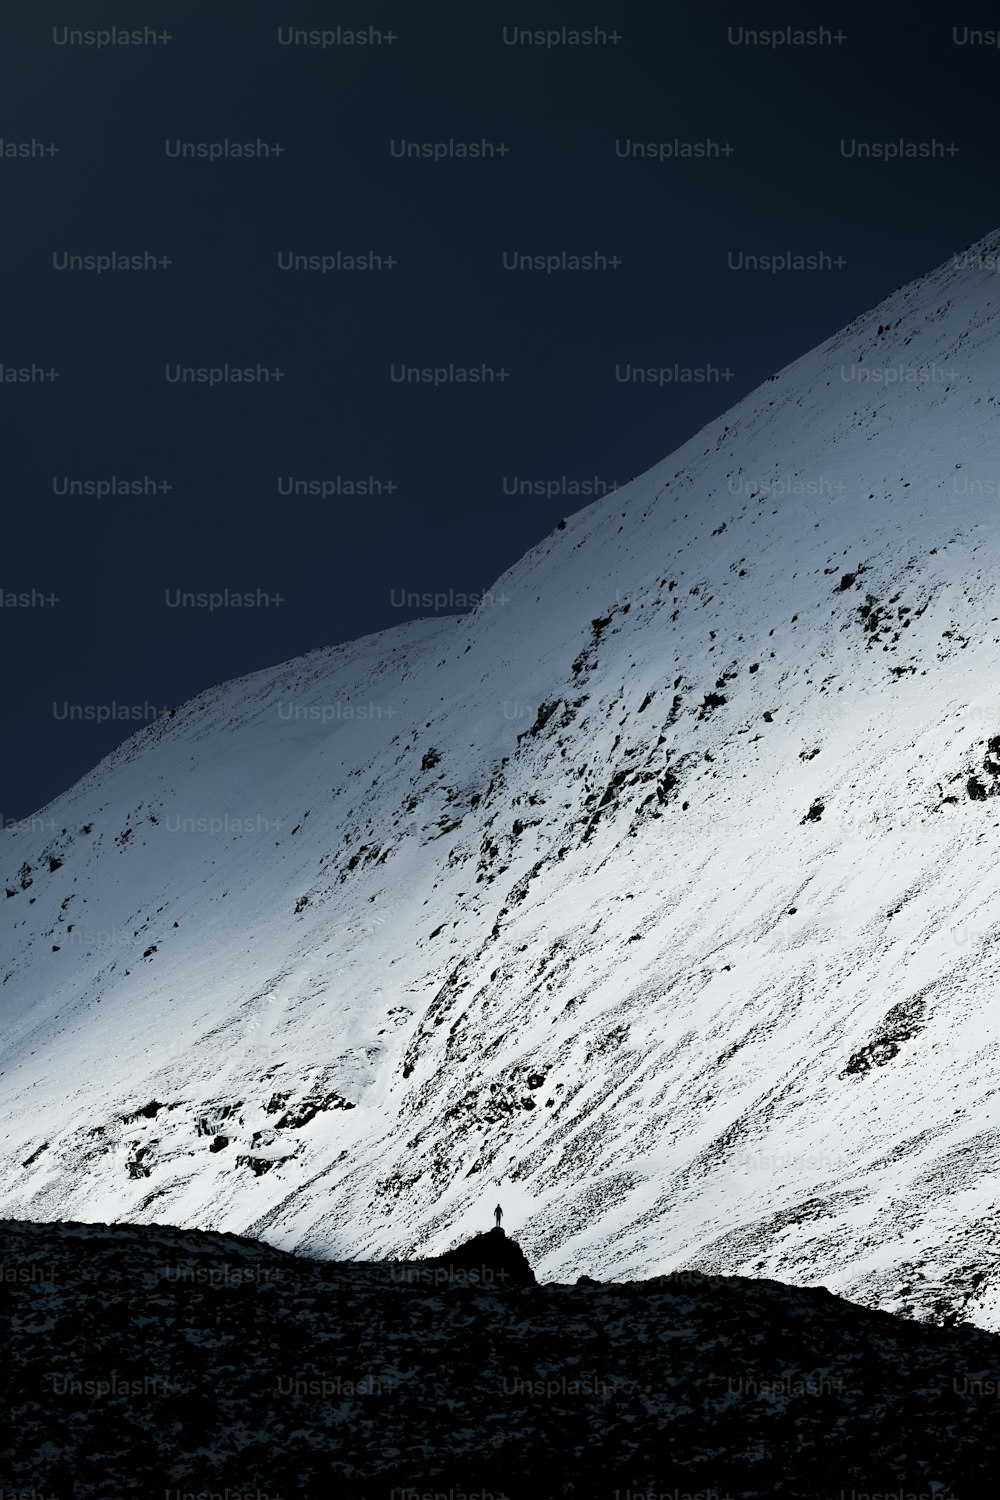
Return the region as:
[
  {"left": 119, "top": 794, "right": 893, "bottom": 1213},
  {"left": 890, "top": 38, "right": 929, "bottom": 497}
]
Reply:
[{"left": 494, "top": 1203, "right": 503, "bottom": 1229}]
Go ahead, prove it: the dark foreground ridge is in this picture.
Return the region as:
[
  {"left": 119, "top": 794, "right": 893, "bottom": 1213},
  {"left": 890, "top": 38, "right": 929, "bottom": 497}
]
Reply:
[{"left": 2, "top": 1217, "right": 998, "bottom": 1499}]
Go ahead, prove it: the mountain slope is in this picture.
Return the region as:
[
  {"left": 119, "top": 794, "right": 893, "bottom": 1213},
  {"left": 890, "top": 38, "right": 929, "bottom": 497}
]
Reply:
[{"left": 4, "top": 232, "right": 1000, "bottom": 1328}]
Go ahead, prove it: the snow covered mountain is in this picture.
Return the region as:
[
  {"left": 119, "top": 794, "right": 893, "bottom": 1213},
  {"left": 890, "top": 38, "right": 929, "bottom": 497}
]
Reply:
[{"left": 4, "top": 231, "right": 1000, "bottom": 1330}]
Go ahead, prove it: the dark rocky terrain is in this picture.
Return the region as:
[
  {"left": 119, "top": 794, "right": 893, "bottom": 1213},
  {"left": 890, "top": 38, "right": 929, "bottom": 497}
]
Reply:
[{"left": 2, "top": 1216, "right": 998, "bottom": 1498}]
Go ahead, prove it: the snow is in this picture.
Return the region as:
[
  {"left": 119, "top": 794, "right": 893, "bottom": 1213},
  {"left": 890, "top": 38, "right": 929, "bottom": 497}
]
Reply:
[{"left": 3, "top": 231, "right": 1000, "bottom": 1327}]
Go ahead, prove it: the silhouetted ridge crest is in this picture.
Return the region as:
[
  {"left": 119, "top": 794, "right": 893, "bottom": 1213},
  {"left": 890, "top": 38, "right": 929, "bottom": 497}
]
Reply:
[{"left": 420, "top": 1224, "right": 536, "bottom": 1285}]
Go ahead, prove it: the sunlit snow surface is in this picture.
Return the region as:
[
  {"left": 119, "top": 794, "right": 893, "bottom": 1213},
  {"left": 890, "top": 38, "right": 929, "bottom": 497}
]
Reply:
[{"left": 3, "top": 233, "right": 1000, "bottom": 1328}]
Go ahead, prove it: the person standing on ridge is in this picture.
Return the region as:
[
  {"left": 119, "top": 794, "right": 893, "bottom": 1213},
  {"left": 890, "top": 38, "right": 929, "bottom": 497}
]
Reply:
[{"left": 494, "top": 1203, "right": 503, "bottom": 1229}]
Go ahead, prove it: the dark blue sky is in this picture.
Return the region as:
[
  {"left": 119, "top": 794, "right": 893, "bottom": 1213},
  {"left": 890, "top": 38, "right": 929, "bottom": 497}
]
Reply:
[{"left": 3, "top": 2, "right": 996, "bottom": 820}]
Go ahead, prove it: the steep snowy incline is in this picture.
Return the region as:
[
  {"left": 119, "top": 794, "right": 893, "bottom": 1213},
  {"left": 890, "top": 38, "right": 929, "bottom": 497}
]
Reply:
[{"left": 3, "top": 232, "right": 1000, "bottom": 1328}]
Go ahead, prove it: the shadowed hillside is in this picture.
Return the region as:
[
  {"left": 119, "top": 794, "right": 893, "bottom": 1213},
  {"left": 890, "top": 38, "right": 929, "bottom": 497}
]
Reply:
[{"left": 2, "top": 1217, "right": 998, "bottom": 1498}]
